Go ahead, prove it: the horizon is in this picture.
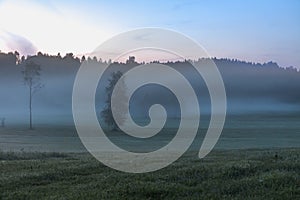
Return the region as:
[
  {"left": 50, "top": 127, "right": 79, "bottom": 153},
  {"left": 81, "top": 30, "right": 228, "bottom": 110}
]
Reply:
[
  {"left": 1, "top": 50, "right": 299, "bottom": 71},
  {"left": 0, "top": 0, "right": 299, "bottom": 69}
]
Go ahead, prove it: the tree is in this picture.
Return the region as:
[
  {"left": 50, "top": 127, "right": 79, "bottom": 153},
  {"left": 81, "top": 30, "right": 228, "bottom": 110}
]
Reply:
[
  {"left": 101, "top": 71, "right": 128, "bottom": 131},
  {"left": 14, "top": 51, "right": 20, "bottom": 64},
  {"left": 81, "top": 55, "right": 86, "bottom": 62},
  {"left": 92, "top": 56, "right": 98, "bottom": 62},
  {"left": 22, "top": 61, "right": 43, "bottom": 129}
]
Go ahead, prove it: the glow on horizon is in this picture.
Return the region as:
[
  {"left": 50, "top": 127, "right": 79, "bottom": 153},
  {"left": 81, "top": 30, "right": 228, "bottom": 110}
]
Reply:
[
  {"left": 0, "top": 0, "right": 118, "bottom": 56},
  {"left": 0, "top": 0, "right": 299, "bottom": 69}
]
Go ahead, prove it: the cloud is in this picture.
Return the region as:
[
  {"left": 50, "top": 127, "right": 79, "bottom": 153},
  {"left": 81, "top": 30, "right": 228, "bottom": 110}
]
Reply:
[
  {"left": 0, "top": 31, "right": 37, "bottom": 55},
  {"left": 0, "top": 0, "right": 117, "bottom": 56}
]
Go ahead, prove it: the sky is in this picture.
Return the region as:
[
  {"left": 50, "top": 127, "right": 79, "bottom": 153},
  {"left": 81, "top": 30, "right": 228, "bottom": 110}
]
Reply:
[{"left": 0, "top": 0, "right": 299, "bottom": 68}]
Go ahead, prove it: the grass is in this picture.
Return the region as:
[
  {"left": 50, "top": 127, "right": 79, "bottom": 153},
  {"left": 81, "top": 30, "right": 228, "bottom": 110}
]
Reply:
[{"left": 0, "top": 148, "right": 299, "bottom": 199}]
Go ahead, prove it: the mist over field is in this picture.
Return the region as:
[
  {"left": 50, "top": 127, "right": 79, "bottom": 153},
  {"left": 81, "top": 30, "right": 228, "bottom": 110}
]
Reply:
[
  {"left": 0, "top": 51, "right": 299, "bottom": 152},
  {"left": 0, "top": 0, "right": 299, "bottom": 198},
  {"left": 0, "top": 52, "right": 299, "bottom": 127}
]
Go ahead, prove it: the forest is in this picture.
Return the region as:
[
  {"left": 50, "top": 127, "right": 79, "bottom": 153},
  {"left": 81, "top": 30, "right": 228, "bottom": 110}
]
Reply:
[{"left": 0, "top": 51, "right": 299, "bottom": 126}]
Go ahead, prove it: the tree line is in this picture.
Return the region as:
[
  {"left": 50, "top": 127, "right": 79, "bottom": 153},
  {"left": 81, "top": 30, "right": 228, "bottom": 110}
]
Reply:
[{"left": 0, "top": 51, "right": 299, "bottom": 130}]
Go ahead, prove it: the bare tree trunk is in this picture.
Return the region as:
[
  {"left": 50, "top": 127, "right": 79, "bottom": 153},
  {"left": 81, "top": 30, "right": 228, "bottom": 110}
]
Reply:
[
  {"left": 23, "top": 62, "right": 42, "bottom": 130},
  {"left": 29, "top": 80, "right": 33, "bottom": 130}
]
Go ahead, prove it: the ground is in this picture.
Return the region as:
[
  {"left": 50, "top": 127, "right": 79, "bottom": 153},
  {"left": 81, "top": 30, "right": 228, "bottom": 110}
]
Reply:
[{"left": 1, "top": 148, "right": 299, "bottom": 199}]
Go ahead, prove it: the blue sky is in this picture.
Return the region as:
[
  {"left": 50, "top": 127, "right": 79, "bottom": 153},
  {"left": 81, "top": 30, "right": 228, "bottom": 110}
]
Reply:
[{"left": 0, "top": 0, "right": 299, "bottom": 68}]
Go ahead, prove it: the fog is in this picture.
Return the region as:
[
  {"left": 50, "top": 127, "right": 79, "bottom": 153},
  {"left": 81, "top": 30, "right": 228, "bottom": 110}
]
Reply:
[{"left": 0, "top": 52, "right": 299, "bottom": 126}]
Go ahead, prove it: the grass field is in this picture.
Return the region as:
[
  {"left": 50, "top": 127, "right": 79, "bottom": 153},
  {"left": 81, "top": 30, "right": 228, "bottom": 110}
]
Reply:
[{"left": 1, "top": 148, "right": 299, "bottom": 199}]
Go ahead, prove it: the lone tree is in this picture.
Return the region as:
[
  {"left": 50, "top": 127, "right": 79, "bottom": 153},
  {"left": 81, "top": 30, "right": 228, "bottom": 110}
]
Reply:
[
  {"left": 22, "top": 61, "right": 43, "bottom": 129},
  {"left": 101, "top": 71, "right": 128, "bottom": 131}
]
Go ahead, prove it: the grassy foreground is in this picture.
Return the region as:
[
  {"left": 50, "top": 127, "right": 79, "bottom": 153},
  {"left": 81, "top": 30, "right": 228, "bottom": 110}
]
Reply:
[{"left": 0, "top": 148, "right": 299, "bottom": 200}]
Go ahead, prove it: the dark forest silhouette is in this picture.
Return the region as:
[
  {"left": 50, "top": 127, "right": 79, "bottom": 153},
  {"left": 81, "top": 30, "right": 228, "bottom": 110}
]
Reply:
[{"left": 0, "top": 50, "right": 299, "bottom": 126}]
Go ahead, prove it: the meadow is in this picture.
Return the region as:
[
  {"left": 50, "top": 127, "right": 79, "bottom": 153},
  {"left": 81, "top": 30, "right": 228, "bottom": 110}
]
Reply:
[
  {"left": 0, "top": 148, "right": 299, "bottom": 199},
  {"left": 0, "top": 113, "right": 299, "bottom": 199}
]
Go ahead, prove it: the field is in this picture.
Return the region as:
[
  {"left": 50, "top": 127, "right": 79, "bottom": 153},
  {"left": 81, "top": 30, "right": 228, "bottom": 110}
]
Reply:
[
  {"left": 0, "top": 148, "right": 299, "bottom": 199},
  {"left": 0, "top": 113, "right": 300, "bottom": 199},
  {"left": 1, "top": 113, "right": 300, "bottom": 152}
]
